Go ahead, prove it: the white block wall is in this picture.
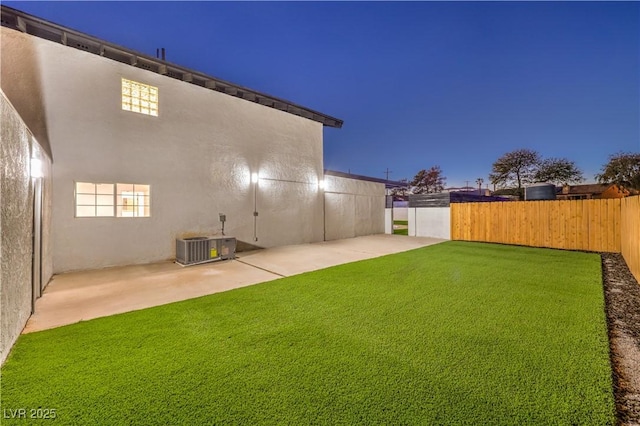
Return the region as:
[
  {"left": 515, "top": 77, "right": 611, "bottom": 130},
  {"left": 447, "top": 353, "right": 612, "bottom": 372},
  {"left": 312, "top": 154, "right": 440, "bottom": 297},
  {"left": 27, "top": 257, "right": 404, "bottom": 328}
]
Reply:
[
  {"left": 408, "top": 207, "right": 451, "bottom": 239},
  {"left": 392, "top": 207, "right": 408, "bottom": 221},
  {"left": 324, "top": 175, "right": 385, "bottom": 240},
  {"left": 385, "top": 209, "right": 393, "bottom": 234}
]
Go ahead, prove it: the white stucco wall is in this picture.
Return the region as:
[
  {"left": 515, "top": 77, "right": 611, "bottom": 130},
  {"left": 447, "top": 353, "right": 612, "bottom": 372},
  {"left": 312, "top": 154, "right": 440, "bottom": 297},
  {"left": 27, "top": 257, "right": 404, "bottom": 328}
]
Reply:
[
  {"left": 2, "top": 28, "right": 326, "bottom": 272},
  {"left": 324, "top": 175, "right": 385, "bottom": 240},
  {"left": 1, "top": 91, "right": 53, "bottom": 364},
  {"left": 408, "top": 207, "right": 451, "bottom": 239},
  {"left": 393, "top": 207, "right": 408, "bottom": 221}
]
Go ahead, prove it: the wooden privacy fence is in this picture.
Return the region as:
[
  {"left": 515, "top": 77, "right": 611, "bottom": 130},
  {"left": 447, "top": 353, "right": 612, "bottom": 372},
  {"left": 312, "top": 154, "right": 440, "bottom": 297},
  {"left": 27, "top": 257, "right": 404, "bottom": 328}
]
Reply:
[
  {"left": 621, "top": 196, "right": 640, "bottom": 283},
  {"left": 450, "top": 196, "right": 640, "bottom": 283}
]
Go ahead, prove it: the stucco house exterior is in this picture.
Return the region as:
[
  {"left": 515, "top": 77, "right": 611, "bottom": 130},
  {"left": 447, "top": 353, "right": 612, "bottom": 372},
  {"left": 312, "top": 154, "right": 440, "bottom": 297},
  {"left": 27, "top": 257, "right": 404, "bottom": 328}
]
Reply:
[{"left": 0, "top": 6, "right": 385, "bottom": 363}]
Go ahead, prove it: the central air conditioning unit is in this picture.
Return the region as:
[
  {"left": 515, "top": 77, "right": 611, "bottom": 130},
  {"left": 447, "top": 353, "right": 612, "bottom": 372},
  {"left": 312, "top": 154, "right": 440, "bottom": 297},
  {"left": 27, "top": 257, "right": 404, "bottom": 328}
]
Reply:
[{"left": 175, "top": 236, "right": 236, "bottom": 266}]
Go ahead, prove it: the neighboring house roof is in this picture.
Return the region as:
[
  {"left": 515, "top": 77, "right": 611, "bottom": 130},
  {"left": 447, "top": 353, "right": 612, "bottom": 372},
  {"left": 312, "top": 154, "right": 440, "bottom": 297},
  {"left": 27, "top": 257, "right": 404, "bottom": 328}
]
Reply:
[
  {"left": 444, "top": 186, "right": 475, "bottom": 192},
  {"left": 449, "top": 189, "right": 490, "bottom": 196},
  {"left": 324, "top": 170, "right": 407, "bottom": 189},
  {"left": 0, "top": 5, "right": 343, "bottom": 128},
  {"left": 492, "top": 188, "right": 521, "bottom": 196},
  {"left": 557, "top": 183, "right": 613, "bottom": 195},
  {"left": 557, "top": 183, "right": 638, "bottom": 198}
]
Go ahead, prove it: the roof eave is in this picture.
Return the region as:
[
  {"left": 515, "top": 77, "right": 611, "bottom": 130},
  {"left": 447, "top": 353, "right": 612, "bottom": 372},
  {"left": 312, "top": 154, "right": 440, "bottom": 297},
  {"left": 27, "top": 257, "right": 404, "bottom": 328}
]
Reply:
[{"left": 0, "top": 5, "right": 344, "bottom": 128}]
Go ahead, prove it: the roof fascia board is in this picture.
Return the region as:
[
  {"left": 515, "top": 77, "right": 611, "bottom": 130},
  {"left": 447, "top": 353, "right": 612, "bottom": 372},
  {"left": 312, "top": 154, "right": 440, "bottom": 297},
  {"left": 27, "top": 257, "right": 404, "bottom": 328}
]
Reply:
[{"left": 324, "top": 169, "right": 408, "bottom": 188}]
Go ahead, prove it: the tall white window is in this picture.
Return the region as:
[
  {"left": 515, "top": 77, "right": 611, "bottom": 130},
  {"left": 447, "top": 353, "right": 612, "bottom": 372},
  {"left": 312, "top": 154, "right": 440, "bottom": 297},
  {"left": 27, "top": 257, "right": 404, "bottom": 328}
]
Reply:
[
  {"left": 117, "top": 184, "right": 151, "bottom": 217},
  {"left": 75, "top": 182, "right": 151, "bottom": 218},
  {"left": 122, "top": 78, "right": 158, "bottom": 116}
]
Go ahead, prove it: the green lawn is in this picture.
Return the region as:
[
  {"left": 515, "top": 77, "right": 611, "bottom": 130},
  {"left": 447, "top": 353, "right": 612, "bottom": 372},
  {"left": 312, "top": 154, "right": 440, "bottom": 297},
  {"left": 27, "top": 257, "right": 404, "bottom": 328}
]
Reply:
[
  {"left": 393, "top": 220, "right": 408, "bottom": 235},
  {"left": 1, "top": 242, "right": 615, "bottom": 425}
]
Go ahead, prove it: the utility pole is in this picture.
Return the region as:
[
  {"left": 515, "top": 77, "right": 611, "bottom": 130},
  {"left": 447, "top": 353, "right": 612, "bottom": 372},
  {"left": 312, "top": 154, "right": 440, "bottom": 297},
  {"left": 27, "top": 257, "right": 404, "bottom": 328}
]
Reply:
[
  {"left": 384, "top": 168, "right": 392, "bottom": 180},
  {"left": 465, "top": 180, "right": 470, "bottom": 190}
]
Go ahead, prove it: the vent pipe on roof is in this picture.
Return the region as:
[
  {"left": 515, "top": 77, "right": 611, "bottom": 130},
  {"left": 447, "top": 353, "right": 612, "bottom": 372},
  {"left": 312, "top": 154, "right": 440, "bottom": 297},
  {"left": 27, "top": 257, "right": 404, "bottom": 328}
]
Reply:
[{"left": 155, "top": 48, "right": 166, "bottom": 61}]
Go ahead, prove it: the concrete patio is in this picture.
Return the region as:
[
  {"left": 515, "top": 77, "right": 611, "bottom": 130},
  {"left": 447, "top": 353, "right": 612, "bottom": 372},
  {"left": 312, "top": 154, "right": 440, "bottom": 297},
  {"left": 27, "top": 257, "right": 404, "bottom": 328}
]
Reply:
[{"left": 24, "top": 234, "right": 445, "bottom": 333}]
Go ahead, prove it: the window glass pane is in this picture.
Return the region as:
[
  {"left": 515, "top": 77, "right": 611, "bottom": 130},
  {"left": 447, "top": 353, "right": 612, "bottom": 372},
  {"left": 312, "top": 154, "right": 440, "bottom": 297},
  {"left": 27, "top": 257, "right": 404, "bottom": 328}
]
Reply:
[
  {"left": 115, "top": 184, "right": 151, "bottom": 217},
  {"left": 96, "top": 206, "right": 114, "bottom": 217},
  {"left": 122, "top": 79, "right": 158, "bottom": 117},
  {"left": 76, "top": 194, "right": 96, "bottom": 205},
  {"left": 76, "top": 182, "right": 95, "bottom": 194},
  {"left": 76, "top": 206, "right": 96, "bottom": 217},
  {"left": 96, "top": 194, "right": 114, "bottom": 206},
  {"left": 134, "top": 184, "right": 150, "bottom": 194},
  {"left": 138, "top": 195, "right": 150, "bottom": 206},
  {"left": 96, "top": 183, "right": 114, "bottom": 195},
  {"left": 118, "top": 183, "right": 134, "bottom": 192}
]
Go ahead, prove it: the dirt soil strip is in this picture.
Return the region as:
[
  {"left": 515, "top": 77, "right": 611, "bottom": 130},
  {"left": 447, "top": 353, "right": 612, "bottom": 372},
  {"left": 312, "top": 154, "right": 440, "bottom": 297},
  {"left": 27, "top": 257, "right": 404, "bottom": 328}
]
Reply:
[{"left": 602, "top": 253, "right": 640, "bottom": 426}]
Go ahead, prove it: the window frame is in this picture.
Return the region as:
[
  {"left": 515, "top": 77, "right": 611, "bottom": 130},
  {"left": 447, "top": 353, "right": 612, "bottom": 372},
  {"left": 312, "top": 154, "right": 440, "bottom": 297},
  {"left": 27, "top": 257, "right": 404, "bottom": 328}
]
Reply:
[
  {"left": 74, "top": 182, "right": 115, "bottom": 217},
  {"left": 116, "top": 183, "right": 151, "bottom": 218},
  {"left": 74, "top": 181, "right": 151, "bottom": 218},
  {"left": 121, "top": 78, "right": 158, "bottom": 117}
]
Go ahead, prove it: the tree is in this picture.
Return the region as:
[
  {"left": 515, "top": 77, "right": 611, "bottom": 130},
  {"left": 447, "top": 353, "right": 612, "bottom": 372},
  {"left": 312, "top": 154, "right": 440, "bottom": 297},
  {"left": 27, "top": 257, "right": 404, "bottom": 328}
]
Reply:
[
  {"left": 411, "top": 166, "right": 446, "bottom": 194},
  {"left": 390, "top": 179, "right": 410, "bottom": 198},
  {"left": 489, "top": 149, "right": 541, "bottom": 199},
  {"left": 533, "top": 157, "right": 584, "bottom": 185},
  {"left": 596, "top": 152, "right": 640, "bottom": 191}
]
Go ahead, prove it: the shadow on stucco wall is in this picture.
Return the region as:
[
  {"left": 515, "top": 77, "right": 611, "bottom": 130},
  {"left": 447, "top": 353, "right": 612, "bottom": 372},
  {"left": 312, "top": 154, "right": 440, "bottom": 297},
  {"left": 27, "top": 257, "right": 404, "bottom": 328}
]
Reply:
[{"left": 1, "top": 27, "right": 52, "bottom": 160}]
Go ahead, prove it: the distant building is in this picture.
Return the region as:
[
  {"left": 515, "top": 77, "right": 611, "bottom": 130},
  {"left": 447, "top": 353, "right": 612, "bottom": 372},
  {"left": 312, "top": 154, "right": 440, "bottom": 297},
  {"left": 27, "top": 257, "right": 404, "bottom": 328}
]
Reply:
[{"left": 556, "top": 183, "right": 634, "bottom": 200}]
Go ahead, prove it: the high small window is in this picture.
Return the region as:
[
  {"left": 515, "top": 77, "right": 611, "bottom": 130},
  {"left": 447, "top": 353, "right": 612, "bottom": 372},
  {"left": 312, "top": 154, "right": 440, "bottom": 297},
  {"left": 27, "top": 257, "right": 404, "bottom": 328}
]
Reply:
[
  {"left": 75, "top": 182, "right": 151, "bottom": 218},
  {"left": 75, "top": 182, "right": 115, "bottom": 217},
  {"left": 122, "top": 78, "right": 158, "bottom": 116},
  {"left": 117, "top": 184, "right": 151, "bottom": 217}
]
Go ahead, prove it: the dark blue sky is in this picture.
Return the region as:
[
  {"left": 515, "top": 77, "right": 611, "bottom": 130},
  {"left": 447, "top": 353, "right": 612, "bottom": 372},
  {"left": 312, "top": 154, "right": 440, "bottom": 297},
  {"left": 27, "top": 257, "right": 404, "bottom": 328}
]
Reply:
[{"left": 5, "top": 1, "right": 639, "bottom": 187}]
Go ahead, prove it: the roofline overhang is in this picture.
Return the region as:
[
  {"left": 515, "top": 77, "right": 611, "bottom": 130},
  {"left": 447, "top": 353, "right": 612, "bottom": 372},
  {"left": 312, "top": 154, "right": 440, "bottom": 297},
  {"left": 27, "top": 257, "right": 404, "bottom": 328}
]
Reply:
[
  {"left": 324, "top": 169, "right": 408, "bottom": 189},
  {"left": 0, "top": 5, "right": 344, "bottom": 128}
]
